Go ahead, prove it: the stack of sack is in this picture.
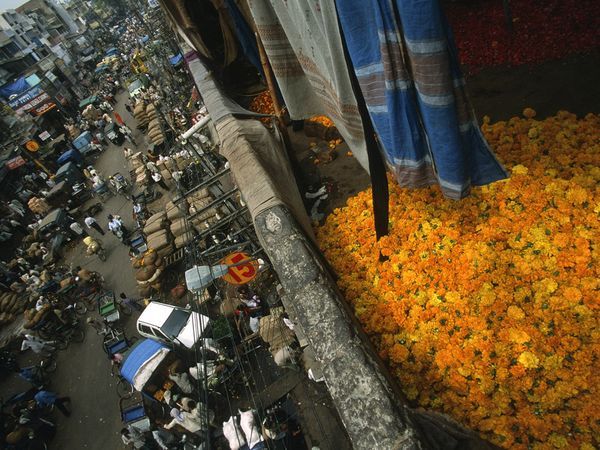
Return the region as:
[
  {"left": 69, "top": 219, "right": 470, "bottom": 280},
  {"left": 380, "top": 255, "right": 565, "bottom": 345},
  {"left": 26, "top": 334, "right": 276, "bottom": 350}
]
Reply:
[
  {"left": 133, "top": 101, "right": 149, "bottom": 128},
  {"left": 144, "top": 211, "right": 175, "bottom": 259},
  {"left": 165, "top": 201, "right": 195, "bottom": 249},
  {"left": 186, "top": 188, "right": 223, "bottom": 232},
  {"left": 27, "top": 197, "right": 50, "bottom": 216},
  {"left": 23, "top": 304, "right": 51, "bottom": 330},
  {"left": 0, "top": 292, "right": 27, "bottom": 329},
  {"left": 169, "top": 217, "right": 195, "bottom": 249},
  {"left": 147, "top": 114, "right": 165, "bottom": 147},
  {"left": 130, "top": 152, "right": 149, "bottom": 187},
  {"left": 132, "top": 249, "right": 165, "bottom": 297}
]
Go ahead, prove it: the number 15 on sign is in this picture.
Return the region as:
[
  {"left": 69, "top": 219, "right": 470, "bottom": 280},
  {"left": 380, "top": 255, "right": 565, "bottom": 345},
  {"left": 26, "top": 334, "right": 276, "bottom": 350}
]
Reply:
[{"left": 220, "top": 252, "right": 259, "bottom": 285}]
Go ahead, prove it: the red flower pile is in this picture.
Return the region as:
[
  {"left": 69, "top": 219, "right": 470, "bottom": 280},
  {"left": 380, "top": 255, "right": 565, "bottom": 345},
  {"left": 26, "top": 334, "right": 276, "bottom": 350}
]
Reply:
[{"left": 445, "top": 0, "right": 600, "bottom": 73}]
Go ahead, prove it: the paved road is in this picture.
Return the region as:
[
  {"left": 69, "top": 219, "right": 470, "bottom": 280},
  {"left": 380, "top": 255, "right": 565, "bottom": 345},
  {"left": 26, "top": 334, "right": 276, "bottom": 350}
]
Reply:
[{"left": 49, "top": 90, "right": 148, "bottom": 450}]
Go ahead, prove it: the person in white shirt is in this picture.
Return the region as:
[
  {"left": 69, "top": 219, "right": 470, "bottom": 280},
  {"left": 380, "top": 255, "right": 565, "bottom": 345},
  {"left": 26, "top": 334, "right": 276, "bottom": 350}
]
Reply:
[
  {"left": 84, "top": 216, "right": 105, "bottom": 235},
  {"left": 146, "top": 160, "right": 158, "bottom": 173},
  {"left": 152, "top": 171, "right": 169, "bottom": 190}
]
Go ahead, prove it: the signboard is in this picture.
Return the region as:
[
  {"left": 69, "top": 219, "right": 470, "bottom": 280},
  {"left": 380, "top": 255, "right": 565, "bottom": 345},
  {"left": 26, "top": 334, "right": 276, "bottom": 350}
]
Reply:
[
  {"left": 31, "top": 101, "right": 56, "bottom": 116},
  {"left": 25, "top": 140, "right": 40, "bottom": 152},
  {"left": 8, "top": 85, "right": 44, "bottom": 110},
  {"left": 220, "top": 252, "right": 259, "bottom": 285},
  {"left": 7, "top": 85, "right": 56, "bottom": 116},
  {"left": 6, "top": 156, "right": 26, "bottom": 170},
  {"left": 45, "top": 71, "right": 58, "bottom": 83},
  {"left": 39, "top": 131, "right": 51, "bottom": 141}
]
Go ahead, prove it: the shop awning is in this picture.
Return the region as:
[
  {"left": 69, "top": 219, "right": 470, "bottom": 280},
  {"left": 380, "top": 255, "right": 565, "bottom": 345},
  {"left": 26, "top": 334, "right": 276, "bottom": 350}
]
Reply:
[{"left": 78, "top": 95, "right": 97, "bottom": 109}]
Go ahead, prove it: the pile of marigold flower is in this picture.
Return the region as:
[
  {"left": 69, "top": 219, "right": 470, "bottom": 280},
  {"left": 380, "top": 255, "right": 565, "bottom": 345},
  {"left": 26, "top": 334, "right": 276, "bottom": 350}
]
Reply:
[
  {"left": 249, "top": 91, "right": 275, "bottom": 123},
  {"left": 316, "top": 110, "right": 599, "bottom": 449},
  {"left": 307, "top": 115, "right": 335, "bottom": 128}
]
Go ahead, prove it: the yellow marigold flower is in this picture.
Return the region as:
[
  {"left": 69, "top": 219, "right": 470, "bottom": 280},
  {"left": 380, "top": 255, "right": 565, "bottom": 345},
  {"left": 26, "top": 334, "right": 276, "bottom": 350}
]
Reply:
[
  {"left": 523, "top": 107, "right": 537, "bottom": 118},
  {"left": 511, "top": 164, "right": 529, "bottom": 175},
  {"left": 507, "top": 305, "right": 525, "bottom": 320},
  {"left": 518, "top": 351, "right": 540, "bottom": 369},
  {"left": 509, "top": 329, "right": 531, "bottom": 344},
  {"left": 547, "top": 433, "right": 569, "bottom": 448}
]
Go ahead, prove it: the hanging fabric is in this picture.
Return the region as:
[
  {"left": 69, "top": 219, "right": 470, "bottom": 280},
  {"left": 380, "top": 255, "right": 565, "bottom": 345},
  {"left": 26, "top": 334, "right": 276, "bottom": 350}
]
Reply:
[
  {"left": 336, "top": 0, "right": 508, "bottom": 199},
  {"left": 246, "top": 0, "right": 370, "bottom": 173}
]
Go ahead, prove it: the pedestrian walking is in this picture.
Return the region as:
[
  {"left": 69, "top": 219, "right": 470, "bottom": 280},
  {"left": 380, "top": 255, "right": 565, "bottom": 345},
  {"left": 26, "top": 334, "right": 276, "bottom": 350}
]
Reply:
[
  {"left": 69, "top": 221, "right": 87, "bottom": 238},
  {"left": 120, "top": 124, "right": 136, "bottom": 145},
  {"left": 84, "top": 215, "right": 105, "bottom": 235},
  {"left": 124, "top": 103, "right": 133, "bottom": 115},
  {"left": 151, "top": 171, "right": 169, "bottom": 191},
  {"left": 124, "top": 147, "right": 133, "bottom": 159},
  {"left": 34, "top": 390, "right": 71, "bottom": 417}
]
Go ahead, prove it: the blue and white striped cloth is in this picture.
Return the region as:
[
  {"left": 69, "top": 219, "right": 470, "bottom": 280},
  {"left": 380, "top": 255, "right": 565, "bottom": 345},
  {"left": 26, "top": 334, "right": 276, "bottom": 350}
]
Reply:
[{"left": 336, "top": 0, "right": 507, "bottom": 199}]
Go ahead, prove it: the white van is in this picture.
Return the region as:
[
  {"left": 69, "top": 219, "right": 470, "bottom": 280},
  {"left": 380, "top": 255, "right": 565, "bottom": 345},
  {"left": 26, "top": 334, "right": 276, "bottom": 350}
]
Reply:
[{"left": 136, "top": 302, "right": 210, "bottom": 349}]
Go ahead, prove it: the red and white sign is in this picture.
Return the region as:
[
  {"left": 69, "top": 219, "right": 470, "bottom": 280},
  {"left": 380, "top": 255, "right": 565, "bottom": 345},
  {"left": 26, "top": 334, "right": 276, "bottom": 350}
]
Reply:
[
  {"left": 220, "top": 251, "right": 258, "bottom": 285},
  {"left": 6, "top": 156, "right": 26, "bottom": 170}
]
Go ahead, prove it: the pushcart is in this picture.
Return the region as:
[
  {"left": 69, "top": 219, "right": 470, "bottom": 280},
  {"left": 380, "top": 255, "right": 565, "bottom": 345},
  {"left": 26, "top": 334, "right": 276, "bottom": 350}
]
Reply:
[
  {"left": 119, "top": 394, "right": 151, "bottom": 432},
  {"left": 98, "top": 291, "right": 120, "bottom": 323}
]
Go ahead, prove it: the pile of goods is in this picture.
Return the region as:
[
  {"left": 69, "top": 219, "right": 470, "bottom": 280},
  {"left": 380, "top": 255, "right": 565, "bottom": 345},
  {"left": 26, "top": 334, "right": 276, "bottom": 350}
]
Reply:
[
  {"left": 258, "top": 306, "right": 297, "bottom": 367},
  {"left": 85, "top": 239, "right": 102, "bottom": 256},
  {"left": 133, "top": 101, "right": 150, "bottom": 128},
  {"left": 0, "top": 292, "right": 26, "bottom": 328},
  {"left": 155, "top": 150, "right": 194, "bottom": 185},
  {"left": 249, "top": 91, "right": 275, "bottom": 116},
  {"left": 129, "top": 152, "right": 149, "bottom": 186},
  {"left": 23, "top": 304, "right": 50, "bottom": 330},
  {"left": 132, "top": 249, "right": 166, "bottom": 297},
  {"left": 25, "top": 242, "right": 47, "bottom": 260},
  {"left": 27, "top": 197, "right": 50, "bottom": 216},
  {"left": 81, "top": 104, "right": 99, "bottom": 121},
  {"left": 146, "top": 104, "right": 165, "bottom": 147},
  {"left": 445, "top": 0, "right": 600, "bottom": 72},
  {"left": 186, "top": 188, "right": 223, "bottom": 232},
  {"left": 304, "top": 115, "right": 341, "bottom": 141},
  {"left": 65, "top": 124, "right": 81, "bottom": 139},
  {"left": 316, "top": 111, "right": 599, "bottom": 449},
  {"left": 144, "top": 211, "right": 176, "bottom": 260}
]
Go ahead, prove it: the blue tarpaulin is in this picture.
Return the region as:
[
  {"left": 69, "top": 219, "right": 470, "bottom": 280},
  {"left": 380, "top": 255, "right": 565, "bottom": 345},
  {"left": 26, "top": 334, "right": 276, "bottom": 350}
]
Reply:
[
  {"left": 120, "top": 339, "right": 166, "bottom": 385},
  {"left": 168, "top": 53, "right": 183, "bottom": 66},
  {"left": 139, "top": 35, "right": 150, "bottom": 44},
  {"left": 105, "top": 47, "right": 118, "bottom": 56},
  {"left": 95, "top": 65, "right": 109, "bottom": 73},
  {"left": 57, "top": 149, "right": 82, "bottom": 166}
]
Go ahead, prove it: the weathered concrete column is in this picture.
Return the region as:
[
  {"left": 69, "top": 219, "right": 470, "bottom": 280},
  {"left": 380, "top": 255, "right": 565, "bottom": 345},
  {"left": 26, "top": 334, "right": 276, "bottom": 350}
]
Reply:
[{"left": 255, "top": 205, "right": 422, "bottom": 449}]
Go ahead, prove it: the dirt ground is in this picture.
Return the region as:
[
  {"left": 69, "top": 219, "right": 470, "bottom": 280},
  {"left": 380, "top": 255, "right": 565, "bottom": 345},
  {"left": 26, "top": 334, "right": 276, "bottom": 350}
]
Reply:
[{"left": 290, "top": 50, "right": 600, "bottom": 216}]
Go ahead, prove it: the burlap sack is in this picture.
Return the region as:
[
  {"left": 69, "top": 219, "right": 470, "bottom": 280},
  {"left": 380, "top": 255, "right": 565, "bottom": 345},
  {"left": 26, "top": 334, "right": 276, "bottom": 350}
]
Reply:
[
  {"left": 144, "top": 219, "right": 164, "bottom": 235},
  {"left": 174, "top": 232, "right": 194, "bottom": 249},
  {"left": 170, "top": 218, "right": 188, "bottom": 237}
]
